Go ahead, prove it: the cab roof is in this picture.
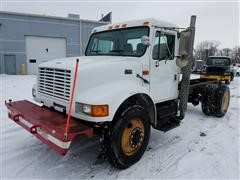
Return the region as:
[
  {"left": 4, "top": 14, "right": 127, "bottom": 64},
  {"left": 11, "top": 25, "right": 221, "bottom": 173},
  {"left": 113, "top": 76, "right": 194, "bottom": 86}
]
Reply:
[
  {"left": 208, "top": 56, "right": 231, "bottom": 59},
  {"left": 93, "top": 18, "right": 178, "bottom": 33}
]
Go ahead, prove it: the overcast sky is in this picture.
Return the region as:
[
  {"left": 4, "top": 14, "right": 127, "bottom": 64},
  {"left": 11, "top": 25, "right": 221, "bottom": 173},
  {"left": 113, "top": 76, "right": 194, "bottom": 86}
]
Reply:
[{"left": 1, "top": 0, "right": 239, "bottom": 48}]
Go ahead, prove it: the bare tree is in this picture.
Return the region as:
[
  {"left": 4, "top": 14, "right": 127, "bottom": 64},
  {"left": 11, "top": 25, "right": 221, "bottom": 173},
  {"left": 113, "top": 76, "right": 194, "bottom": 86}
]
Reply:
[
  {"left": 222, "top": 48, "right": 231, "bottom": 56},
  {"left": 195, "top": 40, "right": 221, "bottom": 60},
  {"left": 231, "top": 46, "right": 240, "bottom": 63}
]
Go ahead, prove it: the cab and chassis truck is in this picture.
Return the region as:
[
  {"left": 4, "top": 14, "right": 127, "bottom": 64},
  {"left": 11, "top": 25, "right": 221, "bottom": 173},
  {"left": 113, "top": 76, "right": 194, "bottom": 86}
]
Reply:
[{"left": 5, "top": 16, "right": 230, "bottom": 169}]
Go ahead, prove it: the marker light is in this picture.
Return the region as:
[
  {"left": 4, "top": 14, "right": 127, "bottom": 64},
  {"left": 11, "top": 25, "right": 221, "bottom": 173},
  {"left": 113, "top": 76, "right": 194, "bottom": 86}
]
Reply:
[
  {"left": 122, "top": 24, "right": 127, "bottom": 28},
  {"left": 143, "top": 21, "right": 149, "bottom": 26},
  {"left": 76, "top": 103, "right": 109, "bottom": 117},
  {"left": 92, "top": 105, "right": 109, "bottom": 117}
]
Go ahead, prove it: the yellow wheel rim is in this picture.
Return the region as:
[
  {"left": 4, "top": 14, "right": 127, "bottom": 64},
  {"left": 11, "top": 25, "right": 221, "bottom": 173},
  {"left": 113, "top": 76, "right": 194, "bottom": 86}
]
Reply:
[
  {"left": 221, "top": 91, "right": 230, "bottom": 112},
  {"left": 121, "top": 118, "right": 145, "bottom": 156}
]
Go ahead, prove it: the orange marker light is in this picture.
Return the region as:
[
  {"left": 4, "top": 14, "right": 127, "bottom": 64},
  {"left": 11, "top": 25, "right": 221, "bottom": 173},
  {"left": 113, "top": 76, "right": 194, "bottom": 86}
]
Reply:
[
  {"left": 92, "top": 105, "right": 109, "bottom": 117},
  {"left": 143, "top": 70, "right": 149, "bottom": 75},
  {"left": 122, "top": 24, "right": 127, "bottom": 28},
  {"left": 143, "top": 21, "right": 149, "bottom": 26}
]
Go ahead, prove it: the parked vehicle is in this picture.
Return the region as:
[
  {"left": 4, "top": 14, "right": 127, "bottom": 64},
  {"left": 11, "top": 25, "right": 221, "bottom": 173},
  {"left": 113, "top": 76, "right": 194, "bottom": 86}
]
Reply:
[
  {"left": 236, "top": 65, "right": 240, "bottom": 76},
  {"left": 200, "top": 56, "right": 233, "bottom": 84},
  {"left": 192, "top": 59, "right": 205, "bottom": 73},
  {"left": 5, "top": 16, "right": 230, "bottom": 169},
  {"left": 232, "top": 63, "right": 240, "bottom": 76}
]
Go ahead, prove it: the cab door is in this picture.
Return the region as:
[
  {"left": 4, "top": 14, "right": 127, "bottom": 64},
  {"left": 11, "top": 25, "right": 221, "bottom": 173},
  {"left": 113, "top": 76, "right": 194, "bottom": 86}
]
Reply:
[{"left": 150, "top": 30, "right": 179, "bottom": 102}]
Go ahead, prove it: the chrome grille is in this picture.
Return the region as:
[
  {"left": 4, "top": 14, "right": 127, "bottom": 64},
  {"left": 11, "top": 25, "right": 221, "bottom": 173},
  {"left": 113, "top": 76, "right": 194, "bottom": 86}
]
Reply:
[{"left": 38, "top": 67, "right": 71, "bottom": 101}]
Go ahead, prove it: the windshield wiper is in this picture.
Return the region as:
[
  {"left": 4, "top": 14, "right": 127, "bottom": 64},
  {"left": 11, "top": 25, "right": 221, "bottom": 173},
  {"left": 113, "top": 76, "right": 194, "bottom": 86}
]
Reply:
[
  {"left": 90, "top": 50, "right": 102, "bottom": 54},
  {"left": 136, "top": 74, "right": 150, "bottom": 84},
  {"left": 110, "top": 50, "right": 124, "bottom": 53}
]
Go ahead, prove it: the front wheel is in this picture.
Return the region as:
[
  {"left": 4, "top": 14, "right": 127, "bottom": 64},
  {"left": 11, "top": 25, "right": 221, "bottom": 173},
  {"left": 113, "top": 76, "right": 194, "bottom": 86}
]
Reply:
[{"left": 103, "top": 105, "right": 150, "bottom": 169}]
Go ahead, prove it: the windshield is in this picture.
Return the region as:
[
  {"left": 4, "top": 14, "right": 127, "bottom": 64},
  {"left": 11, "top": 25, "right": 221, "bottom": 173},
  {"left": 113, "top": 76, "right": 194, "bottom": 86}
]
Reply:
[
  {"left": 85, "top": 27, "right": 149, "bottom": 57},
  {"left": 206, "top": 57, "right": 231, "bottom": 66}
]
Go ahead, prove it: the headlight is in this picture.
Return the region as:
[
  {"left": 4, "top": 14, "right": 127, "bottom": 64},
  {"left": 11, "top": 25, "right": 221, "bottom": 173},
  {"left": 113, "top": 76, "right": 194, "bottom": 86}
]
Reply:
[
  {"left": 83, "top": 104, "right": 91, "bottom": 114},
  {"left": 75, "top": 102, "right": 109, "bottom": 117},
  {"left": 32, "top": 88, "right": 36, "bottom": 97}
]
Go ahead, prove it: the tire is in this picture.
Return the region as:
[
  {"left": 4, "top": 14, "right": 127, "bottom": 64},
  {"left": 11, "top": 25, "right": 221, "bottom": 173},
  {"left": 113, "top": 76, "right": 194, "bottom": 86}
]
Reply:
[
  {"left": 213, "top": 85, "right": 230, "bottom": 117},
  {"left": 103, "top": 105, "right": 150, "bottom": 169},
  {"left": 201, "top": 84, "right": 215, "bottom": 116},
  {"left": 230, "top": 73, "right": 234, "bottom": 81},
  {"left": 225, "top": 80, "right": 230, "bottom": 85}
]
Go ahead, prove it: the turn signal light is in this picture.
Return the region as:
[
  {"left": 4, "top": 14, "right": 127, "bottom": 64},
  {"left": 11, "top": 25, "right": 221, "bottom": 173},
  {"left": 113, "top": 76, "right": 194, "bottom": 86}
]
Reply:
[
  {"left": 92, "top": 105, "right": 109, "bottom": 117},
  {"left": 143, "top": 70, "right": 149, "bottom": 75}
]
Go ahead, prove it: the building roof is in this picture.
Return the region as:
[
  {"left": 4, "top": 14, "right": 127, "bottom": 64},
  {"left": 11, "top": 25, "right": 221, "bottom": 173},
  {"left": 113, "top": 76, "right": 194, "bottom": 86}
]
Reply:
[{"left": 0, "top": 11, "right": 108, "bottom": 24}]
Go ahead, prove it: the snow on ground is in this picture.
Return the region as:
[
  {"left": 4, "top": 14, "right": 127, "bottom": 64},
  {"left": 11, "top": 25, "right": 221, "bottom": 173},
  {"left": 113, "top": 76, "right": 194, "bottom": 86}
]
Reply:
[{"left": 1, "top": 75, "right": 239, "bottom": 179}]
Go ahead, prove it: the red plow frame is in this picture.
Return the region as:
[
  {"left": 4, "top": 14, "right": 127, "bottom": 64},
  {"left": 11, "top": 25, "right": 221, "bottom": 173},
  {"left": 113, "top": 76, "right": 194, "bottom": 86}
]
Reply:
[{"left": 5, "top": 100, "right": 93, "bottom": 155}]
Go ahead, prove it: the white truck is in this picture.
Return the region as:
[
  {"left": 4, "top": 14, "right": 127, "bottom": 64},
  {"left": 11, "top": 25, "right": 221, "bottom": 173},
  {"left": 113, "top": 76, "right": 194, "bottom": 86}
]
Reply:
[{"left": 6, "top": 16, "right": 230, "bottom": 169}]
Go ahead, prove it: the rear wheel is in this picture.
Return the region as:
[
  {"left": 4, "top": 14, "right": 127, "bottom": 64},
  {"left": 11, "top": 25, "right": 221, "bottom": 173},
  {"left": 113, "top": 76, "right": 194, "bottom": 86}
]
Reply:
[
  {"left": 201, "top": 84, "right": 215, "bottom": 116},
  {"left": 213, "top": 85, "right": 230, "bottom": 117},
  {"left": 230, "top": 72, "right": 234, "bottom": 81},
  {"left": 103, "top": 105, "right": 150, "bottom": 169},
  {"left": 225, "top": 80, "right": 230, "bottom": 85}
]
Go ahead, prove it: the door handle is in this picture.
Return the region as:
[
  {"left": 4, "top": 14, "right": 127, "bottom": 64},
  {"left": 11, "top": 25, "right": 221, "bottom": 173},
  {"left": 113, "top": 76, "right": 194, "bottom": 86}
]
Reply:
[
  {"left": 29, "top": 59, "right": 36, "bottom": 63},
  {"left": 174, "top": 74, "right": 177, "bottom": 81}
]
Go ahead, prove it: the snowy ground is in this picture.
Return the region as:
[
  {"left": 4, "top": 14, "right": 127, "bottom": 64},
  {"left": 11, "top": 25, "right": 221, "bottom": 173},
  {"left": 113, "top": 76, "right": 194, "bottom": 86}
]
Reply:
[{"left": 1, "top": 75, "right": 239, "bottom": 179}]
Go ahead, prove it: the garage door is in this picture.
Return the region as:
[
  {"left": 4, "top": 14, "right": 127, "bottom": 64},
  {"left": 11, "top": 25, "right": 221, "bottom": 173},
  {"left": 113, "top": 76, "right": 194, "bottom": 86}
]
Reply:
[{"left": 25, "top": 36, "right": 66, "bottom": 75}]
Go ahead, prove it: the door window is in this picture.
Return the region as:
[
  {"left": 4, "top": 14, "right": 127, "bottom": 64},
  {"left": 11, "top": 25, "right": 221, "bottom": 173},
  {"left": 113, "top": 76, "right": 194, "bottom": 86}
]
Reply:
[{"left": 152, "top": 32, "right": 175, "bottom": 60}]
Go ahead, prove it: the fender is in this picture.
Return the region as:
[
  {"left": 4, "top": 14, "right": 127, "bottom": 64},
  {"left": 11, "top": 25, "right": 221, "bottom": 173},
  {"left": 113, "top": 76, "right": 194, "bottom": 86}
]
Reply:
[{"left": 75, "top": 80, "right": 156, "bottom": 123}]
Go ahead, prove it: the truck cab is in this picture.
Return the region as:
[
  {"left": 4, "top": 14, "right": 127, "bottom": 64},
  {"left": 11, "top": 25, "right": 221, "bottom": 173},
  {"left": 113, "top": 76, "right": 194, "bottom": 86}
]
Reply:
[{"left": 33, "top": 19, "right": 180, "bottom": 124}]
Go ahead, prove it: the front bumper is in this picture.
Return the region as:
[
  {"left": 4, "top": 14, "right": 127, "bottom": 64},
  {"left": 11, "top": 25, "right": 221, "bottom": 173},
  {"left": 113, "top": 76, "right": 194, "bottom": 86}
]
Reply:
[{"left": 200, "top": 74, "right": 231, "bottom": 81}]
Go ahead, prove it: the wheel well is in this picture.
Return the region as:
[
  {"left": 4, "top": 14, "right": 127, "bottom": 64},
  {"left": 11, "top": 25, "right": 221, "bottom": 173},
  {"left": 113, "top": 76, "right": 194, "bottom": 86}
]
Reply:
[{"left": 113, "top": 94, "right": 156, "bottom": 125}]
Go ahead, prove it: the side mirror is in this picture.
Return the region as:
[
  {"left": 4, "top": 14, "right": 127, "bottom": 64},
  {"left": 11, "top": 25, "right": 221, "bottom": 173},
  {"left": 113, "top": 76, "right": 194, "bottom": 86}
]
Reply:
[
  {"left": 141, "top": 36, "right": 150, "bottom": 46},
  {"left": 176, "top": 30, "right": 192, "bottom": 68}
]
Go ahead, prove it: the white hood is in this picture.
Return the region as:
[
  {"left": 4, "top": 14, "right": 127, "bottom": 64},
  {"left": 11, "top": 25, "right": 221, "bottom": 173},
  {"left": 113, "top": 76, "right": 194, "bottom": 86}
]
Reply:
[
  {"left": 39, "top": 56, "right": 140, "bottom": 70},
  {"left": 38, "top": 56, "right": 144, "bottom": 98}
]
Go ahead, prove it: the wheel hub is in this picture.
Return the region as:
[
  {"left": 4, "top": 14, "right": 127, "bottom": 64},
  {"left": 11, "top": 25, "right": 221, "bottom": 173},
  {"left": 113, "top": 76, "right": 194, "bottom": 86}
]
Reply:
[
  {"left": 130, "top": 127, "right": 144, "bottom": 149},
  {"left": 221, "top": 91, "right": 230, "bottom": 112},
  {"left": 121, "top": 118, "right": 145, "bottom": 156}
]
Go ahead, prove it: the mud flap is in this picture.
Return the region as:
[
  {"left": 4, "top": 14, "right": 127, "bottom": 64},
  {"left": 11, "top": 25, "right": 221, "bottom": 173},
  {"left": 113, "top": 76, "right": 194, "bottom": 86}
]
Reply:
[{"left": 5, "top": 100, "right": 93, "bottom": 155}]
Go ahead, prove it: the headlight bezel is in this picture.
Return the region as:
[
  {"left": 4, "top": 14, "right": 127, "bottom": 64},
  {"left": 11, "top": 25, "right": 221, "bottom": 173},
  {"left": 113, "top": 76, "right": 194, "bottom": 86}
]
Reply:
[
  {"left": 75, "top": 102, "right": 109, "bottom": 117},
  {"left": 32, "top": 88, "right": 36, "bottom": 97}
]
